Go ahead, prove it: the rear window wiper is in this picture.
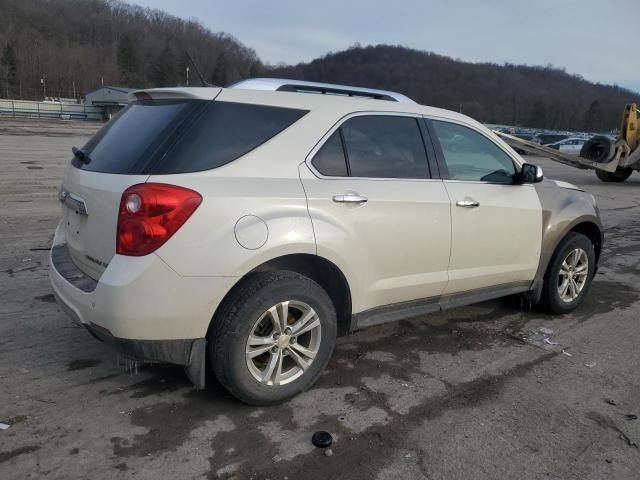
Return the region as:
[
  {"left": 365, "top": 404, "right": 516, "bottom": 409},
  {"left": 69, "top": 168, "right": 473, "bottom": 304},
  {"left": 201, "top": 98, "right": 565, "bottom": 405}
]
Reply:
[{"left": 72, "top": 146, "right": 91, "bottom": 165}]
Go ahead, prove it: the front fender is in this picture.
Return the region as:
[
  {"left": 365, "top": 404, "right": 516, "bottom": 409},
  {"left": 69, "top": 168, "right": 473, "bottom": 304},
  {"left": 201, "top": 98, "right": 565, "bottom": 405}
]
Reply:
[{"left": 532, "top": 180, "right": 603, "bottom": 294}]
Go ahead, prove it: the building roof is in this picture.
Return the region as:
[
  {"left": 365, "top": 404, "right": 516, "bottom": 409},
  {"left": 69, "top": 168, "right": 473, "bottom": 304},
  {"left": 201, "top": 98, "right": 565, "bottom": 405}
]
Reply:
[{"left": 84, "top": 86, "right": 137, "bottom": 96}]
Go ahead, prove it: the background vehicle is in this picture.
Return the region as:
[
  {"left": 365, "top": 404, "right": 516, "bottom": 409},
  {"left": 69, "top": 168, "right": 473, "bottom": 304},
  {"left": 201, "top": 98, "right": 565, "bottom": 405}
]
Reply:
[
  {"left": 547, "top": 137, "right": 588, "bottom": 154},
  {"left": 535, "top": 133, "right": 569, "bottom": 145},
  {"left": 50, "top": 79, "right": 602, "bottom": 404},
  {"left": 497, "top": 104, "right": 640, "bottom": 183},
  {"left": 511, "top": 133, "right": 540, "bottom": 154}
]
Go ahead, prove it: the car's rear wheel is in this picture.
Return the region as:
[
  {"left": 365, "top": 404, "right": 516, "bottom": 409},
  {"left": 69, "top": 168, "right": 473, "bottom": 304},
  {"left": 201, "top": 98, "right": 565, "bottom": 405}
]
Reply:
[
  {"left": 209, "top": 271, "right": 336, "bottom": 405},
  {"left": 595, "top": 167, "right": 633, "bottom": 183},
  {"left": 539, "top": 232, "right": 596, "bottom": 314}
]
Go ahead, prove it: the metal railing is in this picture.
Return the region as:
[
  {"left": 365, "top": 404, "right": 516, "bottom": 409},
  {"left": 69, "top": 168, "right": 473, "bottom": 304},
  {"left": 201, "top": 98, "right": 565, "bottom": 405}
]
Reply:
[{"left": 0, "top": 99, "right": 103, "bottom": 121}]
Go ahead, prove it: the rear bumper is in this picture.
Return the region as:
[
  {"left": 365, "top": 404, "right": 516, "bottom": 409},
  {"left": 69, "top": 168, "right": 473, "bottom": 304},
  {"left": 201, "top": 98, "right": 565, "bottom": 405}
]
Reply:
[
  {"left": 49, "top": 225, "right": 238, "bottom": 386},
  {"left": 53, "top": 292, "right": 207, "bottom": 386}
]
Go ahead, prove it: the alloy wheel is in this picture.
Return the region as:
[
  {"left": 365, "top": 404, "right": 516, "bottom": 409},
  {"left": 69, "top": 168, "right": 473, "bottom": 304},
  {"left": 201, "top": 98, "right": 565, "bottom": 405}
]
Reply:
[
  {"left": 245, "top": 300, "right": 322, "bottom": 386},
  {"left": 557, "top": 248, "right": 589, "bottom": 302}
]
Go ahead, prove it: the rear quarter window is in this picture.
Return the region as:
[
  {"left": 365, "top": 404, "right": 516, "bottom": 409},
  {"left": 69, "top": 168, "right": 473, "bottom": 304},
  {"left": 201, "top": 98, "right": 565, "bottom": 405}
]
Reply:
[
  {"left": 76, "top": 99, "right": 200, "bottom": 174},
  {"left": 74, "top": 99, "right": 307, "bottom": 175},
  {"left": 154, "top": 102, "right": 308, "bottom": 174}
]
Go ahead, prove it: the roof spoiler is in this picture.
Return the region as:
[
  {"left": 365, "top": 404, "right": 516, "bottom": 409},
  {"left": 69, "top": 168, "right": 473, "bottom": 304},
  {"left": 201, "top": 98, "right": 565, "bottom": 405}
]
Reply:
[{"left": 126, "top": 87, "right": 222, "bottom": 102}]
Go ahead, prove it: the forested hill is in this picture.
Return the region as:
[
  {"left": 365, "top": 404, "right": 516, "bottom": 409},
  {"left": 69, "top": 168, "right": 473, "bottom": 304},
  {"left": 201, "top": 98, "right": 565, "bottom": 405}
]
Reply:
[
  {"left": 0, "top": 0, "right": 260, "bottom": 100},
  {"left": 268, "top": 45, "right": 638, "bottom": 132},
  {"left": 0, "top": 1, "right": 637, "bottom": 132}
]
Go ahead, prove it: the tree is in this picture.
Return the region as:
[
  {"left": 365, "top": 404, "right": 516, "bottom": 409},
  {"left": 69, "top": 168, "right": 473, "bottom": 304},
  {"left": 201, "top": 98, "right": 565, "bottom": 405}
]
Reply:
[
  {"left": 151, "top": 42, "right": 176, "bottom": 87},
  {"left": 582, "top": 100, "right": 605, "bottom": 132},
  {"left": 211, "top": 52, "right": 229, "bottom": 86},
  {"left": 1, "top": 44, "right": 18, "bottom": 97},
  {"left": 528, "top": 98, "right": 548, "bottom": 128},
  {"left": 116, "top": 35, "right": 138, "bottom": 86}
]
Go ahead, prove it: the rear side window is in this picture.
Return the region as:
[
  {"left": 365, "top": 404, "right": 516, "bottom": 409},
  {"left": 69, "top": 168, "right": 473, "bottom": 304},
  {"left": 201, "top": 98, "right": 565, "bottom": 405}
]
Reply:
[
  {"left": 311, "top": 115, "right": 430, "bottom": 179},
  {"left": 156, "top": 102, "right": 308, "bottom": 174},
  {"left": 76, "top": 99, "right": 200, "bottom": 174},
  {"left": 311, "top": 131, "right": 348, "bottom": 176},
  {"left": 75, "top": 100, "right": 307, "bottom": 174}
]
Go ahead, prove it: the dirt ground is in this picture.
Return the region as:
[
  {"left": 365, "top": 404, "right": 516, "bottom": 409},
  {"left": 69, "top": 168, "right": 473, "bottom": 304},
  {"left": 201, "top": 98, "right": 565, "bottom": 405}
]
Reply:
[{"left": 1, "top": 118, "right": 639, "bottom": 480}]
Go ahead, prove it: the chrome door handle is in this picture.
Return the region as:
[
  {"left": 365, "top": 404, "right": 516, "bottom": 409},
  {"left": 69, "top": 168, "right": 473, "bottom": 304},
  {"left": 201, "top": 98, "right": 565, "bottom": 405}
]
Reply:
[
  {"left": 332, "top": 194, "right": 368, "bottom": 204},
  {"left": 456, "top": 199, "right": 480, "bottom": 208}
]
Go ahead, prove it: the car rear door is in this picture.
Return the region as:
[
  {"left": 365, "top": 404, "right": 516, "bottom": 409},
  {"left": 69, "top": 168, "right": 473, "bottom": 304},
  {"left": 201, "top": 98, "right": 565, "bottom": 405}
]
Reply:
[
  {"left": 299, "top": 113, "right": 451, "bottom": 315},
  {"left": 426, "top": 118, "right": 542, "bottom": 295}
]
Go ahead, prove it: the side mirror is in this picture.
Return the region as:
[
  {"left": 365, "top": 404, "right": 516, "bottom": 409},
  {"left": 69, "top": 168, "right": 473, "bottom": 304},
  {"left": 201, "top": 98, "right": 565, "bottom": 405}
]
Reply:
[{"left": 520, "top": 163, "right": 543, "bottom": 183}]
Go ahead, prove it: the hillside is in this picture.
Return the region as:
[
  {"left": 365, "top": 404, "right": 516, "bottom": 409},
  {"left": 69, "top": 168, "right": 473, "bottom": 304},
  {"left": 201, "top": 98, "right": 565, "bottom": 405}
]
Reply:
[
  {"left": 268, "top": 45, "right": 638, "bottom": 132},
  {"left": 0, "top": 0, "right": 260, "bottom": 100},
  {"left": 0, "top": 1, "right": 637, "bottom": 132}
]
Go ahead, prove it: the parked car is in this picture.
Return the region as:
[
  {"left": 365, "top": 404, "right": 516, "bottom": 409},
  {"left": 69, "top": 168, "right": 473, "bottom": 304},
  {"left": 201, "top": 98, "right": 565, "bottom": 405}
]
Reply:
[
  {"left": 50, "top": 79, "right": 603, "bottom": 405},
  {"left": 535, "top": 133, "right": 569, "bottom": 145},
  {"left": 511, "top": 133, "right": 539, "bottom": 154},
  {"left": 548, "top": 137, "right": 589, "bottom": 155}
]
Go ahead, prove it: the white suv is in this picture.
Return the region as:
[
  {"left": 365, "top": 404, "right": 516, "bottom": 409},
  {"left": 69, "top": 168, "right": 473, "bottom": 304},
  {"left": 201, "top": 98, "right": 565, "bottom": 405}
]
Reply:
[{"left": 50, "top": 79, "right": 602, "bottom": 404}]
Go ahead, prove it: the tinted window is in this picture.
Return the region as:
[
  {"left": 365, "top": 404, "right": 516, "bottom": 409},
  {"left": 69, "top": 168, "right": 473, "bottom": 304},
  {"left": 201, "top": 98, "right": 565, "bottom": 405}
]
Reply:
[
  {"left": 311, "top": 131, "right": 348, "bottom": 176},
  {"left": 157, "top": 101, "right": 307, "bottom": 174},
  {"left": 341, "top": 116, "right": 429, "bottom": 179},
  {"left": 76, "top": 99, "right": 200, "bottom": 174},
  {"left": 74, "top": 100, "right": 307, "bottom": 174},
  {"left": 432, "top": 121, "right": 516, "bottom": 183}
]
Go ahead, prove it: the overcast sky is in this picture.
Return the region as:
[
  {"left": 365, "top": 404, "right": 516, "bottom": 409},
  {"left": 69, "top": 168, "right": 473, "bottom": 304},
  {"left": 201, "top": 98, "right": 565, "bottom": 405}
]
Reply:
[{"left": 131, "top": 0, "right": 637, "bottom": 93}]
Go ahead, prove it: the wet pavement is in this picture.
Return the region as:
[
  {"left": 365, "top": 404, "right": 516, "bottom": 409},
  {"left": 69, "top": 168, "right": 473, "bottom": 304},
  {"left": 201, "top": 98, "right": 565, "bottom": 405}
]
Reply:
[{"left": 1, "top": 119, "right": 639, "bottom": 479}]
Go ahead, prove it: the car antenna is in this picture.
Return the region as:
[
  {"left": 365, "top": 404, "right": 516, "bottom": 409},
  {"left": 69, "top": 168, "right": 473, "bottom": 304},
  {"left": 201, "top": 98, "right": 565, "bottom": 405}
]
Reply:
[{"left": 185, "top": 51, "right": 211, "bottom": 87}]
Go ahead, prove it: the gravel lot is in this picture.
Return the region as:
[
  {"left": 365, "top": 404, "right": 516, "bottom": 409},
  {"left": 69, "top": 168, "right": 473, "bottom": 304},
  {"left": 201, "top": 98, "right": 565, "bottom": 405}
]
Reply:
[{"left": 1, "top": 118, "right": 639, "bottom": 479}]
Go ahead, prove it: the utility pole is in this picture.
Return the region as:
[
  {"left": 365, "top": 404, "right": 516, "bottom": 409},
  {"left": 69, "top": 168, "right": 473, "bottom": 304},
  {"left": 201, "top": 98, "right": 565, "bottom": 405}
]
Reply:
[
  {"left": 41, "top": 74, "right": 46, "bottom": 100},
  {"left": 186, "top": 66, "right": 189, "bottom": 86},
  {"left": 72, "top": 81, "right": 76, "bottom": 101}
]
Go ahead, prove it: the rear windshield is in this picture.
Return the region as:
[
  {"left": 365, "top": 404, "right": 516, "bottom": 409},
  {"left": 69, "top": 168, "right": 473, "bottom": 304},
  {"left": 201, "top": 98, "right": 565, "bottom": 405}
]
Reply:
[{"left": 74, "top": 99, "right": 308, "bottom": 174}]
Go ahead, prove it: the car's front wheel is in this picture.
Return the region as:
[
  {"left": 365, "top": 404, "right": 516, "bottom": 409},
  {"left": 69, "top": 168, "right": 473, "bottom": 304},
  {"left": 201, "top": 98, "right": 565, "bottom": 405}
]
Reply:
[
  {"left": 539, "top": 232, "right": 596, "bottom": 314},
  {"left": 209, "top": 271, "right": 337, "bottom": 405}
]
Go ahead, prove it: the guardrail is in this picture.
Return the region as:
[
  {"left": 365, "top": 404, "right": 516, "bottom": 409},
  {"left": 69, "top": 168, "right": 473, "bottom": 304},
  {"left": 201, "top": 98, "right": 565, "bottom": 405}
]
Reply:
[{"left": 0, "top": 99, "right": 103, "bottom": 121}]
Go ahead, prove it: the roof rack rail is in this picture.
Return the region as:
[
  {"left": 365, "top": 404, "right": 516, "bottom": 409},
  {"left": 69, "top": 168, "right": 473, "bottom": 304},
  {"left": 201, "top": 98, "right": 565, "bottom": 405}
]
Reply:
[{"left": 229, "top": 78, "right": 415, "bottom": 104}]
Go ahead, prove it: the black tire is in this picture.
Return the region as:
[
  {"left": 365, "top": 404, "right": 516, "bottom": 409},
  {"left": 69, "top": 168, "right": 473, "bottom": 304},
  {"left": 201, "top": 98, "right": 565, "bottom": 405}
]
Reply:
[
  {"left": 539, "top": 232, "right": 596, "bottom": 314},
  {"left": 595, "top": 167, "right": 633, "bottom": 183},
  {"left": 209, "top": 271, "right": 337, "bottom": 405},
  {"left": 580, "top": 136, "right": 615, "bottom": 163}
]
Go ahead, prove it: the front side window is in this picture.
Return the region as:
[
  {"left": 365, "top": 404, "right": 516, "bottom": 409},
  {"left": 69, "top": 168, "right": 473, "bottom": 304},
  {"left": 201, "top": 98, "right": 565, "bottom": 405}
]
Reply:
[
  {"left": 311, "top": 115, "right": 430, "bottom": 179},
  {"left": 432, "top": 120, "right": 516, "bottom": 183}
]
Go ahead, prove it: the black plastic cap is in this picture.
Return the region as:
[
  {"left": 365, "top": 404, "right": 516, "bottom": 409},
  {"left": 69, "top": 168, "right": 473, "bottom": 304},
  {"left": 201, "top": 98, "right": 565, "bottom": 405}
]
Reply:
[{"left": 312, "top": 431, "right": 333, "bottom": 448}]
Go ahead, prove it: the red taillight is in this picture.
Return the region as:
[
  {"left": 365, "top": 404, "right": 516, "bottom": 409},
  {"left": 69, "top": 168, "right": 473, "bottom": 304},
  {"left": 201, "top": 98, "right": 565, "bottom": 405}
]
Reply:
[{"left": 116, "top": 183, "right": 202, "bottom": 256}]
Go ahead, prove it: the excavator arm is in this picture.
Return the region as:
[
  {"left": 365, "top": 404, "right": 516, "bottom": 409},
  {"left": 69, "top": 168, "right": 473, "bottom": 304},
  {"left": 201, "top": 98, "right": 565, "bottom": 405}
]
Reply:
[{"left": 495, "top": 103, "right": 640, "bottom": 178}]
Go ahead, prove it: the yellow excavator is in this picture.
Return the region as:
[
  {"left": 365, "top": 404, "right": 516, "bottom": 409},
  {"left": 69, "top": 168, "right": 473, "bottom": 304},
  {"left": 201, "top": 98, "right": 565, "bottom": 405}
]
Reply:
[{"left": 496, "top": 103, "right": 640, "bottom": 182}]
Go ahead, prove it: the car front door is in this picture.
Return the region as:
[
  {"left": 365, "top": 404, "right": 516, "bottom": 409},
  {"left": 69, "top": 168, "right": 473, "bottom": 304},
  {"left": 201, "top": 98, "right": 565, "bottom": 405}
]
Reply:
[
  {"left": 427, "top": 118, "right": 542, "bottom": 295},
  {"left": 299, "top": 113, "right": 452, "bottom": 315}
]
